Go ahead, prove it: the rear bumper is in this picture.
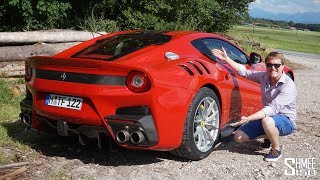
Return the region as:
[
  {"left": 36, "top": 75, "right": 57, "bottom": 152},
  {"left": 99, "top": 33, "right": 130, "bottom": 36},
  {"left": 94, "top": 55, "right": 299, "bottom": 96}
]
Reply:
[
  {"left": 20, "top": 97, "right": 107, "bottom": 136},
  {"left": 22, "top": 78, "right": 195, "bottom": 150}
]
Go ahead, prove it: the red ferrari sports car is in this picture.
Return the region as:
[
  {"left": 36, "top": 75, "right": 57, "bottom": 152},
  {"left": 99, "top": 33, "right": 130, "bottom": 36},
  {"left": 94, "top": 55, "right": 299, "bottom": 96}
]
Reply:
[{"left": 20, "top": 30, "right": 294, "bottom": 160}]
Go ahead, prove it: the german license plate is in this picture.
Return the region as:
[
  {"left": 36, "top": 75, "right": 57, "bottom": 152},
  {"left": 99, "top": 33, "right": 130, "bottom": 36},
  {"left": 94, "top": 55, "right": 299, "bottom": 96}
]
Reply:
[{"left": 45, "top": 94, "right": 83, "bottom": 110}]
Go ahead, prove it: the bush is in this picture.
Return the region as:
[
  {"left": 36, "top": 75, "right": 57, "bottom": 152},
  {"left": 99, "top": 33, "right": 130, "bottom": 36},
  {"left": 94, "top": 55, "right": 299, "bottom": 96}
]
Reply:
[
  {"left": 78, "top": 16, "right": 120, "bottom": 33},
  {"left": 0, "top": 0, "right": 254, "bottom": 32},
  {"left": 0, "top": 0, "right": 72, "bottom": 31}
]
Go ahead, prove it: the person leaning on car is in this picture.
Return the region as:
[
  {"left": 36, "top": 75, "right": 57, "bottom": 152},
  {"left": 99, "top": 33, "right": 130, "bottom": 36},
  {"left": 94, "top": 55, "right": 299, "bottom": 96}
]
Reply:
[{"left": 212, "top": 48, "right": 297, "bottom": 162}]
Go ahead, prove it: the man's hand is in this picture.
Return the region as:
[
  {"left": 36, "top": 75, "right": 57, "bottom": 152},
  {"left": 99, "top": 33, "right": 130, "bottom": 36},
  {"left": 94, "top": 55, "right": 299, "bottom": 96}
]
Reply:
[
  {"left": 212, "top": 47, "right": 228, "bottom": 61},
  {"left": 230, "top": 116, "right": 249, "bottom": 127}
]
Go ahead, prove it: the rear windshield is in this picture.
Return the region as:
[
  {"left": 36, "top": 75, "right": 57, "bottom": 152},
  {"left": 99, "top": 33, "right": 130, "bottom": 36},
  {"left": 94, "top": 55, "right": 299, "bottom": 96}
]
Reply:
[{"left": 72, "top": 31, "right": 172, "bottom": 61}]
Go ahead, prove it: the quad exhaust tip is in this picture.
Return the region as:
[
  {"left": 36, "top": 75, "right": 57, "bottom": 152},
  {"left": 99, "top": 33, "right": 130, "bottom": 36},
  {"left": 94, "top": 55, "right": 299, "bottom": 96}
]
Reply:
[
  {"left": 116, "top": 130, "right": 146, "bottom": 144},
  {"left": 21, "top": 113, "right": 31, "bottom": 125},
  {"left": 130, "top": 131, "right": 145, "bottom": 144},
  {"left": 116, "top": 130, "right": 130, "bottom": 143}
]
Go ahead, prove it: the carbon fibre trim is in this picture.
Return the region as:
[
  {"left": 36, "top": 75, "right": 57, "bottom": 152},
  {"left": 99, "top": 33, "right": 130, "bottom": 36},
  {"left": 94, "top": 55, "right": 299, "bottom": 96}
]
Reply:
[{"left": 36, "top": 69, "right": 126, "bottom": 85}]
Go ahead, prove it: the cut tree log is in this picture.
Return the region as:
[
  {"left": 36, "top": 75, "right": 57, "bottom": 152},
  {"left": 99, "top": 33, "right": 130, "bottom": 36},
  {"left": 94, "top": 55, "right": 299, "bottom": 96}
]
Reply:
[
  {"left": 0, "top": 30, "right": 107, "bottom": 77},
  {"left": 0, "top": 162, "right": 30, "bottom": 169},
  {"left": 0, "top": 30, "right": 106, "bottom": 45},
  {"left": 0, "top": 61, "right": 24, "bottom": 77},
  {"left": 0, "top": 61, "right": 24, "bottom": 70},
  {"left": 0, "top": 42, "right": 80, "bottom": 62},
  {"left": 0, "top": 166, "right": 28, "bottom": 179},
  {"left": 0, "top": 70, "right": 24, "bottom": 77},
  {"left": 0, "top": 42, "right": 80, "bottom": 77}
]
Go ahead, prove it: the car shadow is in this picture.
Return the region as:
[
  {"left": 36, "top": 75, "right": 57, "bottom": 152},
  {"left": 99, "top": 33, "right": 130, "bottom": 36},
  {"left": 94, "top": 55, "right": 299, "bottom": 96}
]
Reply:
[
  {"left": 3, "top": 120, "right": 189, "bottom": 166},
  {"left": 214, "top": 135, "right": 266, "bottom": 156},
  {"left": 4, "top": 121, "right": 266, "bottom": 166}
]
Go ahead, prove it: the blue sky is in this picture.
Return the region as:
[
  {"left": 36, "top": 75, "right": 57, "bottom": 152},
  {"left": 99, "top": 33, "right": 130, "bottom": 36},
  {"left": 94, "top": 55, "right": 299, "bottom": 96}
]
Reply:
[{"left": 249, "top": 0, "right": 320, "bottom": 14}]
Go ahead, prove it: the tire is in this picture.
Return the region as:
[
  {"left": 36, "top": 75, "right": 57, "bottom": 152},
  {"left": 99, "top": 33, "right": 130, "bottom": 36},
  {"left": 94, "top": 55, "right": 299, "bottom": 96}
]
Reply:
[{"left": 171, "top": 87, "right": 220, "bottom": 160}]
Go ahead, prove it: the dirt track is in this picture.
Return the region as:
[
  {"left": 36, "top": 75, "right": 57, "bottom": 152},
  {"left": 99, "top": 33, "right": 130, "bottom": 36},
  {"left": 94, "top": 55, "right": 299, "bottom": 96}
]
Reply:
[{"left": 14, "top": 50, "right": 320, "bottom": 179}]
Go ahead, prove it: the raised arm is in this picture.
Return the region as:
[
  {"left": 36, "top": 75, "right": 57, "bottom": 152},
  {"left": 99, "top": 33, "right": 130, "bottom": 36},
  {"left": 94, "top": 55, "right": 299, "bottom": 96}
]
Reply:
[{"left": 212, "top": 47, "right": 241, "bottom": 72}]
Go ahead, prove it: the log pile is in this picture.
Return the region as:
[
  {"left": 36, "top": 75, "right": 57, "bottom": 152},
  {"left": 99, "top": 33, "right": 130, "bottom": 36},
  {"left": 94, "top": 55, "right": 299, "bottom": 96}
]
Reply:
[{"left": 0, "top": 30, "right": 106, "bottom": 77}]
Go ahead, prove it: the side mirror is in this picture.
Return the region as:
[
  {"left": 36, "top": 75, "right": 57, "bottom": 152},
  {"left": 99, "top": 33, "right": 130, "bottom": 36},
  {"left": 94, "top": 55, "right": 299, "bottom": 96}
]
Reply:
[{"left": 250, "top": 52, "right": 262, "bottom": 64}]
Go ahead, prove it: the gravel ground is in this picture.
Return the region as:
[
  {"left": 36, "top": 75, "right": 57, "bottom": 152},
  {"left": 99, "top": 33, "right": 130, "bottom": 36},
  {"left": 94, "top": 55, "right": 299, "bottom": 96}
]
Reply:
[{"left": 12, "top": 50, "right": 320, "bottom": 179}]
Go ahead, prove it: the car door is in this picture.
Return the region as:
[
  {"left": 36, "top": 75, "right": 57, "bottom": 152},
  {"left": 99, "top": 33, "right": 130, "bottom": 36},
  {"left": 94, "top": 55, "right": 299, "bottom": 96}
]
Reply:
[{"left": 192, "top": 38, "right": 261, "bottom": 122}]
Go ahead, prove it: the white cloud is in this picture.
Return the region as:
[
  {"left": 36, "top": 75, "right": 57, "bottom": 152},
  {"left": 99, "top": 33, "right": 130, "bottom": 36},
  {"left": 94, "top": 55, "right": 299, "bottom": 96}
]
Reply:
[{"left": 249, "top": 0, "right": 320, "bottom": 14}]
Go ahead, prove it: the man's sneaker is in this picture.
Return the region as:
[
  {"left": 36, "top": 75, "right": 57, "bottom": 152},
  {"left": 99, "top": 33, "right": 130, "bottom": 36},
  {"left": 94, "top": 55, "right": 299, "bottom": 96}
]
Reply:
[
  {"left": 260, "top": 139, "right": 271, "bottom": 150},
  {"left": 264, "top": 149, "right": 282, "bottom": 162}
]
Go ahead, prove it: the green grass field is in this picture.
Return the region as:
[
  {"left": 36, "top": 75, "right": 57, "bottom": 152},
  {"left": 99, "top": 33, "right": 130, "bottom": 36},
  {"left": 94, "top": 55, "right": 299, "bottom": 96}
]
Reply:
[
  {"left": 228, "top": 25, "right": 320, "bottom": 54},
  {"left": 0, "top": 79, "right": 38, "bottom": 164},
  {"left": 0, "top": 79, "right": 24, "bottom": 121}
]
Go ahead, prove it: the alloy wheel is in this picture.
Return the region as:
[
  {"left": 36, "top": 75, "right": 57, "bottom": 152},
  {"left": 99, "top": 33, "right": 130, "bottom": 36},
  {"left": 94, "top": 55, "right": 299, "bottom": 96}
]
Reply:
[{"left": 193, "top": 97, "right": 219, "bottom": 152}]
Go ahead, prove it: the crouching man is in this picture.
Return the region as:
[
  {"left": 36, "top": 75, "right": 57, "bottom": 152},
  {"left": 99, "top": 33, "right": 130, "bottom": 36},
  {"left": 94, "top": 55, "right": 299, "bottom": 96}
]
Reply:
[{"left": 212, "top": 48, "right": 297, "bottom": 162}]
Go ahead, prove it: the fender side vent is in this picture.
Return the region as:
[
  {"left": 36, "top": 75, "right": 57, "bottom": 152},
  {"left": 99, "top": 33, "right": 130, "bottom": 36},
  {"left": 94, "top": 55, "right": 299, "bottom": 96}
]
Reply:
[
  {"left": 187, "top": 61, "right": 203, "bottom": 75},
  {"left": 195, "top": 60, "right": 210, "bottom": 74},
  {"left": 178, "top": 65, "right": 194, "bottom": 76}
]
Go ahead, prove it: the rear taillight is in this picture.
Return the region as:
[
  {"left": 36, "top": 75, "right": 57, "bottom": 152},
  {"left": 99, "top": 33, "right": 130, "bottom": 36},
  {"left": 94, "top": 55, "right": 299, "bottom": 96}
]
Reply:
[
  {"left": 126, "top": 71, "right": 151, "bottom": 93},
  {"left": 25, "top": 62, "right": 32, "bottom": 82}
]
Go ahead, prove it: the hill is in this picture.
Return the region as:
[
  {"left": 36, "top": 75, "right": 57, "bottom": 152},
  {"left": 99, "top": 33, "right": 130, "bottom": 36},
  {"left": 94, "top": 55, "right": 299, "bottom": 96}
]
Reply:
[
  {"left": 245, "top": 18, "right": 320, "bottom": 32},
  {"left": 249, "top": 8, "right": 320, "bottom": 24}
]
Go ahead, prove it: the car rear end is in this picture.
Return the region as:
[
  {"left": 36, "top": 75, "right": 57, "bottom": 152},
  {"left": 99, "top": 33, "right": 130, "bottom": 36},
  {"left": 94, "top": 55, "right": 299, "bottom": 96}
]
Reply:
[
  {"left": 21, "top": 56, "right": 161, "bottom": 146},
  {"left": 20, "top": 31, "right": 196, "bottom": 150}
]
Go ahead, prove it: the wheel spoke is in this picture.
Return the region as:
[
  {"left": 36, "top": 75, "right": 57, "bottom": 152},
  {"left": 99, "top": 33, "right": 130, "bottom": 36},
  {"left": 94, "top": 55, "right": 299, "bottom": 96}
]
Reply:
[
  {"left": 203, "top": 101, "right": 209, "bottom": 117},
  {"left": 203, "top": 127, "right": 214, "bottom": 141},
  {"left": 194, "top": 126, "right": 201, "bottom": 138},
  {"left": 200, "top": 127, "right": 206, "bottom": 147},
  {"left": 197, "top": 128, "right": 204, "bottom": 147},
  {"left": 204, "top": 123, "right": 218, "bottom": 130},
  {"left": 206, "top": 101, "right": 214, "bottom": 117},
  {"left": 205, "top": 110, "right": 218, "bottom": 123},
  {"left": 194, "top": 116, "right": 202, "bottom": 124},
  {"left": 198, "top": 106, "right": 204, "bottom": 119},
  {"left": 202, "top": 130, "right": 208, "bottom": 147}
]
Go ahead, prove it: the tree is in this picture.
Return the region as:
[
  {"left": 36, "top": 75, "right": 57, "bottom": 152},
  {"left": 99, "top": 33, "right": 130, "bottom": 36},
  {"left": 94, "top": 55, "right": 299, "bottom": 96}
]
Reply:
[
  {"left": 86, "top": 0, "right": 254, "bottom": 32},
  {"left": 289, "top": 20, "right": 295, "bottom": 27},
  {"left": 0, "top": 0, "right": 71, "bottom": 31},
  {"left": 0, "top": 0, "right": 254, "bottom": 32}
]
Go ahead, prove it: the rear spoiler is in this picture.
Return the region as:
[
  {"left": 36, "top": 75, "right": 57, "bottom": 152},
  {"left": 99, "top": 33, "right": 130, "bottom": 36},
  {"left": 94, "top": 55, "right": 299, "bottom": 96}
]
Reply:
[{"left": 28, "top": 56, "right": 135, "bottom": 71}]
